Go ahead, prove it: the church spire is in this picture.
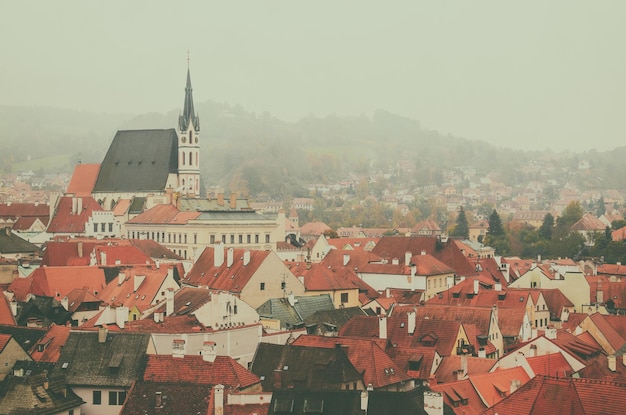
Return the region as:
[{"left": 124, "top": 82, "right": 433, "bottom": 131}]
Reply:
[{"left": 179, "top": 65, "right": 200, "bottom": 132}]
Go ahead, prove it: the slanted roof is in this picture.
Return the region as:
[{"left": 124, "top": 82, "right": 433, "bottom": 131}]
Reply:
[
  {"left": 53, "top": 330, "right": 151, "bottom": 387},
  {"left": 303, "top": 307, "right": 368, "bottom": 334},
  {"left": 0, "top": 324, "right": 46, "bottom": 351},
  {"left": 526, "top": 352, "right": 573, "bottom": 378},
  {"left": 93, "top": 129, "right": 178, "bottom": 193},
  {"left": 0, "top": 227, "right": 39, "bottom": 255},
  {"left": 431, "top": 379, "right": 487, "bottom": 415},
  {"left": 292, "top": 335, "right": 410, "bottom": 389},
  {"left": 468, "top": 366, "right": 531, "bottom": 407},
  {"left": 257, "top": 295, "right": 335, "bottom": 329},
  {"left": 250, "top": 343, "right": 362, "bottom": 391},
  {"left": 489, "top": 376, "right": 626, "bottom": 415},
  {"left": 9, "top": 266, "right": 106, "bottom": 301},
  {"left": 29, "top": 323, "right": 71, "bottom": 363},
  {"left": 120, "top": 381, "right": 209, "bottom": 415},
  {"left": 183, "top": 246, "right": 271, "bottom": 291},
  {"left": 434, "top": 355, "right": 494, "bottom": 384},
  {"left": 143, "top": 354, "right": 260, "bottom": 388},
  {"left": 66, "top": 163, "right": 100, "bottom": 196},
  {"left": 47, "top": 196, "right": 103, "bottom": 234},
  {"left": 126, "top": 204, "right": 200, "bottom": 225}
]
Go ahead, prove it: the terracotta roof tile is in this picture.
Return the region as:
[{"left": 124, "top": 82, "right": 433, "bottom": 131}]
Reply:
[
  {"left": 299, "top": 221, "right": 332, "bottom": 236},
  {"left": 0, "top": 333, "right": 10, "bottom": 352},
  {"left": 127, "top": 204, "right": 200, "bottom": 225},
  {"left": 66, "top": 163, "right": 100, "bottom": 196},
  {"left": 434, "top": 355, "right": 494, "bottom": 384},
  {"left": 526, "top": 352, "right": 573, "bottom": 377},
  {"left": 468, "top": 366, "right": 530, "bottom": 407},
  {"left": 8, "top": 266, "right": 106, "bottom": 301},
  {"left": 47, "top": 196, "right": 104, "bottom": 234},
  {"left": 143, "top": 354, "right": 260, "bottom": 388},
  {"left": 29, "top": 324, "right": 71, "bottom": 363},
  {"left": 97, "top": 266, "right": 174, "bottom": 312},
  {"left": 430, "top": 379, "right": 487, "bottom": 415}
]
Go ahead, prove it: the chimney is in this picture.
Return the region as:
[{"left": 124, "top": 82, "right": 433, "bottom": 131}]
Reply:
[
  {"left": 460, "top": 353, "right": 468, "bottom": 376},
  {"left": 115, "top": 305, "right": 128, "bottom": 329},
  {"left": 72, "top": 197, "right": 77, "bottom": 214},
  {"left": 214, "top": 243, "right": 225, "bottom": 267},
  {"left": 154, "top": 311, "right": 163, "bottom": 323},
  {"left": 78, "top": 241, "right": 83, "bottom": 257},
  {"left": 118, "top": 272, "right": 126, "bottom": 286},
  {"left": 172, "top": 338, "right": 186, "bottom": 358},
  {"left": 217, "top": 193, "right": 224, "bottom": 206},
  {"left": 166, "top": 288, "right": 175, "bottom": 316},
  {"left": 10, "top": 300, "right": 17, "bottom": 316},
  {"left": 545, "top": 327, "right": 557, "bottom": 340},
  {"left": 392, "top": 258, "right": 399, "bottom": 265},
  {"left": 227, "top": 247, "right": 234, "bottom": 267},
  {"left": 529, "top": 344, "right": 537, "bottom": 357},
  {"left": 495, "top": 282, "right": 502, "bottom": 291},
  {"left": 287, "top": 293, "right": 296, "bottom": 307},
  {"left": 155, "top": 391, "right": 163, "bottom": 408},
  {"left": 597, "top": 285, "right": 604, "bottom": 303},
  {"left": 537, "top": 254, "right": 541, "bottom": 264},
  {"left": 423, "top": 391, "right": 443, "bottom": 415},
  {"left": 61, "top": 296, "right": 69, "bottom": 311},
  {"left": 343, "top": 254, "right": 350, "bottom": 266},
  {"left": 473, "top": 279, "right": 479, "bottom": 295},
  {"left": 360, "top": 390, "right": 369, "bottom": 413},
  {"left": 155, "top": 259, "right": 160, "bottom": 269},
  {"left": 134, "top": 275, "right": 145, "bottom": 292},
  {"left": 478, "top": 348, "right": 486, "bottom": 358},
  {"left": 202, "top": 341, "right": 217, "bottom": 362},
  {"left": 510, "top": 379, "right": 521, "bottom": 394},
  {"left": 214, "top": 384, "right": 224, "bottom": 415},
  {"left": 230, "top": 193, "right": 237, "bottom": 209},
  {"left": 407, "top": 310, "right": 416, "bottom": 335},
  {"left": 378, "top": 316, "right": 387, "bottom": 339},
  {"left": 405, "top": 251, "right": 413, "bottom": 265},
  {"left": 98, "top": 327, "right": 108, "bottom": 343},
  {"left": 77, "top": 197, "right": 82, "bottom": 213},
  {"left": 609, "top": 355, "right": 617, "bottom": 372},
  {"left": 100, "top": 250, "right": 107, "bottom": 266}
]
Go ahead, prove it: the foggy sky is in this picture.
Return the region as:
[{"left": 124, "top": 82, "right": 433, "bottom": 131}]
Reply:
[{"left": 2, "top": 1, "right": 625, "bottom": 152}]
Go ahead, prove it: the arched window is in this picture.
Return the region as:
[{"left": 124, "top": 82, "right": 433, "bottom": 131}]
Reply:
[
  {"left": 181, "top": 153, "right": 185, "bottom": 166},
  {"left": 189, "top": 151, "right": 192, "bottom": 166},
  {"left": 196, "top": 152, "right": 198, "bottom": 166}
]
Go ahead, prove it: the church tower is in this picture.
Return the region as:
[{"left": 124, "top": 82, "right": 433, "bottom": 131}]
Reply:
[{"left": 178, "top": 67, "right": 201, "bottom": 197}]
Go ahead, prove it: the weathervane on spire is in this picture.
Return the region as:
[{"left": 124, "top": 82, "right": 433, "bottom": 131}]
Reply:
[{"left": 187, "top": 50, "right": 190, "bottom": 68}]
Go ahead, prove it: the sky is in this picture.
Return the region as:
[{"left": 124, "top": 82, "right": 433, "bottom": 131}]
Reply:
[{"left": 1, "top": 1, "right": 625, "bottom": 152}]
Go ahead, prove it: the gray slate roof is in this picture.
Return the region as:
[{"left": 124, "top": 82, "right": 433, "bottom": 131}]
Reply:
[
  {"left": 93, "top": 129, "right": 178, "bottom": 193},
  {"left": 53, "top": 330, "right": 151, "bottom": 387},
  {"left": 257, "top": 295, "right": 334, "bottom": 330},
  {"left": 0, "top": 227, "right": 39, "bottom": 255}
]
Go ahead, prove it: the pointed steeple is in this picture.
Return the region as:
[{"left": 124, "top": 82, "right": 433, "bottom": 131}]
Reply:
[{"left": 179, "top": 67, "right": 200, "bottom": 131}]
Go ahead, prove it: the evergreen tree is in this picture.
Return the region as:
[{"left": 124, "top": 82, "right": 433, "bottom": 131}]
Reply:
[
  {"left": 487, "top": 209, "right": 505, "bottom": 236},
  {"left": 452, "top": 206, "right": 469, "bottom": 239},
  {"left": 596, "top": 196, "right": 606, "bottom": 216},
  {"left": 539, "top": 213, "right": 554, "bottom": 240}
]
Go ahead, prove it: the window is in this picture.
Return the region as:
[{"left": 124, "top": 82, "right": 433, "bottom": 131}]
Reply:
[
  {"left": 93, "top": 390, "right": 102, "bottom": 405},
  {"left": 109, "top": 391, "right": 126, "bottom": 405},
  {"left": 184, "top": 234, "right": 187, "bottom": 244},
  {"left": 210, "top": 235, "right": 215, "bottom": 244},
  {"left": 260, "top": 282, "right": 265, "bottom": 291},
  {"left": 239, "top": 234, "right": 243, "bottom": 244},
  {"left": 247, "top": 234, "right": 251, "bottom": 243},
  {"left": 222, "top": 235, "right": 226, "bottom": 243},
  {"left": 265, "top": 234, "right": 270, "bottom": 243},
  {"left": 101, "top": 223, "right": 105, "bottom": 232},
  {"left": 341, "top": 292, "right": 349, "bottom": 304},
  {"left": 189, "top": 151, "right": 192, "bottom": 166},
  {"left": 281, "top": 281, "right": 286, "bottom": 290},
  {"left": 230, "top": 234, "right": 235, "bottom": 244},
  {"left": 255, "top": 234, "right": 259, "bottom": 244},
  {"left": 93, "top": 224, "right": 98, "bottom": 233},
  {"left": 194, "top": 234, "right": 197, "bottom": 244},
  {"left": 109, "top": 223, "right": 113, "bottom": 233}
]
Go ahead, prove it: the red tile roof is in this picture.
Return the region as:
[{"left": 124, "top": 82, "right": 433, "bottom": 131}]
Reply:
[
  {"left": 8, "top": 266, "right": 106, "bottom": 301},
  {"left": 588, "top": 313, "right": 626, "bottom": 353},
  {"left": 0, "top": 202, "right": 50, "bottom": 219},
  {"left": 183, "top": 246, "right": 271, "bottom": 292},
  {"left": 143, "top": 354, "right": 260, "bottom": 388},
  {"left": 0, "top": 288, "right": 17, "bottom": 325},
  {"left": 326, "top": 237, "right": 379, "bottom": 251},
  {"left": 371, "top": 237, "right": 477, "bottom": 278},
  {"left": 66, "top": 163, "right": 100, "bottom": 196},
  {"left": 0, "top": 333, "right": 10, "bottom": 352},
  {"left": 595, "top": 263, "right": 626, "bottom": 277},
  {"left": 47, "top": 196, "right": 104, "bottom": 234},
  {"left": 92, "top": 245, "right": 154, "bottom": 266},
  {"left": 468, "top": 366, "right": 530, "bottom": 407},
  {"left": 430, "top": 379, "right": 487, "bottom": 415},
  {"left": 434, "top": 355, "right": 494, "bottom": 384},
  {"left": 526, "top": 352, "right": 573, "bottom": 377},
  {"left": 97, "top": 266, "right": 173, "bottom": 312},
  {"left": 300, "top": 222, "right": 332, "bottom": 236},
  {"left": 489, "top": 376, "right": 626, "bottom": 415},
  {"left": 292, "top": 335, "right": 410, "bottom": 388},
  {"left": 586, "top": 275, "right": 626, "bottom": 310},
  {"left": 29, "top": 323, "right": 71, "bottom": 363},
  {"left": 571, "top": 213, "right": 606, "bottom": 232}
]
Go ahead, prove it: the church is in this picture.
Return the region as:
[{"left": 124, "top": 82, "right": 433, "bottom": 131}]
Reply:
[{"left": 91, "top": 68, "right": 202, "bottom": 207}]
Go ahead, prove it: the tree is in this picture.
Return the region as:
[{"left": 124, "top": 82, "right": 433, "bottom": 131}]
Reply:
[
  {"left": 539, "top": 213, "right": 555, "bottom": 240},
  {"left": 596, "top": 196, "right": 606, "bottom": 216},
  {"left": 451, "top": 206, "right": 469, "bottom": 239},
  {"left": 487, "top": 209, "right": 505, "bottom": 236}
]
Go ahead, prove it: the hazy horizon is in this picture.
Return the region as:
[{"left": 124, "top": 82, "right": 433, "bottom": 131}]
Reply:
[{"left": 2, "top": 1, "right": 625, "bottom": 153}]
